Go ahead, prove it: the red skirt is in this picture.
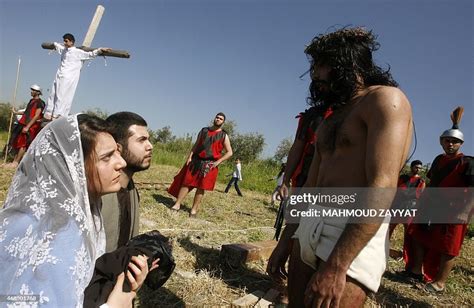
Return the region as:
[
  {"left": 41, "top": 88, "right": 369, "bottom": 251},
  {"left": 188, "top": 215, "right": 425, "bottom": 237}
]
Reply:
[
  {"left": 168, "top": 163, "right": 219, "bottom": 198},
  {"left": 12, "top": 124, "right": 42, "bottom": 149},
  {"left": 410, "top": 224, "right": 467, "bottom": 256},
  {"left": 408, "top": 223, "right": 468, "bottom": 281}
]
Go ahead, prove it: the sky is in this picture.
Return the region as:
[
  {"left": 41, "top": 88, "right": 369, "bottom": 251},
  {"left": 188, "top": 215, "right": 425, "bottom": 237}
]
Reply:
[{"left": 0, "top": 0, "right": 472, "bottom": 164}]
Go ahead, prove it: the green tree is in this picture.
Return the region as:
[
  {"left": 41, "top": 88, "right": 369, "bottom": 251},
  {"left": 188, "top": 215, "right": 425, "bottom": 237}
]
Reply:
[
  {"left": 274, "top": 137, "right": 293, "bottom": 162},
  {"left": 222, "top": 120, "right": 237, "bottom": 137},
  {"left": 155, "top": 126, "right": 176, "bottom": 144},
  {"left": 148, "top": 129, "right": 158, "bottom": 144},
  {"left": 231, "top": 132, "right": 265, "bottom": 162},
  {"left": 83, "top": 107, "right": 109, "bottom": 119},
  {"left": 0, "top": 102, "right": 13, "bottom": 131}
]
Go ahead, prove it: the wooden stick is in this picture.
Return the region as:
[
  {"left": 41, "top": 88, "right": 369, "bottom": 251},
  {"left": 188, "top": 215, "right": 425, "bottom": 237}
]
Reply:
[
  {"left": 4, "top": 57, "right": 21, "bottom": 163},
  {"left": 42, "top": 42, "right": 130, "bottom": 58},
  {"left": 4, "top": 111, "right": 14, "bottom": 163}
]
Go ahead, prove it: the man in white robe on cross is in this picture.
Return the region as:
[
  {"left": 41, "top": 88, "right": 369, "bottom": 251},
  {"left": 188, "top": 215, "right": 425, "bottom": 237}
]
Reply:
[{"left": 43, "top": 33, "right": 110, "bottom": 120}]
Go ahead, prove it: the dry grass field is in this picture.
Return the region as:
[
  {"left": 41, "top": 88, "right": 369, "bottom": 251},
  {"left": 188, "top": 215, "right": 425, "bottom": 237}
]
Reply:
[{"left": 1, "top": 161, "right": 472, "bottom": 307}]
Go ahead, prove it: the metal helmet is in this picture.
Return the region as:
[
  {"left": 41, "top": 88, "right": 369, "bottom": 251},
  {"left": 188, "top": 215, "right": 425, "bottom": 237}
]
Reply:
[
  {"left": 440, "top": 106, "right": 465, "bottom": 143},
  {"left": 30, "top": 84, "right": 42, "bottom": 94},
  {"left": 440, "top": 128, "right": 464, "bottom": 142}
]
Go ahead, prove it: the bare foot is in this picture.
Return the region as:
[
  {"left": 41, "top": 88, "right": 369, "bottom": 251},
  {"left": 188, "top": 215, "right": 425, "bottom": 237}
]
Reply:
[
  {"left": 3, "top": 162, "right": 18, "bottom": 169},
  {"left": 170, "top": 205, "right": 181, "bottom": 211}
]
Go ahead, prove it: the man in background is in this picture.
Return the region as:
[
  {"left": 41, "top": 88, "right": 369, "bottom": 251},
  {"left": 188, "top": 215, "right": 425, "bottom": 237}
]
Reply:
[
  {"left": 389, "top": 160, "right": 425, "bottom": 274},
  {"left": 5, "top": 84, "right": 45, "bottom": 168},
  {"left": 409, "top": 107, "right": 472, "bottom": 293},
  {"left": 168, "top": 112, "right": 233, "bottom": 217},
  {"left": 225, "top": 158, "right": 243, "bottom": 196}
]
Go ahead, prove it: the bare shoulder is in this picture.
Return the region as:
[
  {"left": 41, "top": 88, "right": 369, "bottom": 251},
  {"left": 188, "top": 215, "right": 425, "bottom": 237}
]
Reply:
[
  {"left": 365, "top": 85, "right": 411, "bottom": 111},
  {"left": 361, "top": 86, "right": 412, "bottom": 120}
]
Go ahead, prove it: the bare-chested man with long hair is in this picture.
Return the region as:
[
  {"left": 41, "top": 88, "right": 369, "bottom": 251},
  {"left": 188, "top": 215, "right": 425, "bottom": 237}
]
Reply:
[{"left": 267, "top": 27, "right": 413, "bottom": 308}]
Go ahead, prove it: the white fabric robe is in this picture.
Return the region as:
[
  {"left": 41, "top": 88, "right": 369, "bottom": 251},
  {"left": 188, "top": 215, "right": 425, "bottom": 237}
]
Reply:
[
  {"left": 45, "top": 43, "right": 101, "bottom": 118},
  {"left": 0, "top": 115, "right": 105, "bottom": 307}
]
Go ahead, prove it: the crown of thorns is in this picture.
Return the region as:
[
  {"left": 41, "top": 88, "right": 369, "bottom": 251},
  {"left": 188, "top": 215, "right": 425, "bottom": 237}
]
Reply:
[{"left": 305, "top": 27, "right": 379, "bottom": 56}]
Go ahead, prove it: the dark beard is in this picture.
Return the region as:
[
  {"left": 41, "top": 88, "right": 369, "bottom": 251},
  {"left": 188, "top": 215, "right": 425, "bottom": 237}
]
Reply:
[
  {"left": 309, "top": 81, "right": 348, "bottom": 110},
  {"left": 213, "top": 121, "right": 223, "bottom": 128},
  {"left": 122, "top": 148, "right": 150, "bottom": 173}
]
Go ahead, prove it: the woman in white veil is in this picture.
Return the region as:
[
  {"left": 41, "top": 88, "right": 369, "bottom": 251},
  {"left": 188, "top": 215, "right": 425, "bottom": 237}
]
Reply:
[{"left": 0, "top": 114, "right": 147, "bottom": 307}]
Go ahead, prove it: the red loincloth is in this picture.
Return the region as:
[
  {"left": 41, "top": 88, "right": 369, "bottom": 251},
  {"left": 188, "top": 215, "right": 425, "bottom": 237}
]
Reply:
[
  {"left": 167, "top": 162, "right": 219, "bottom": 197},
  {"left": 12, "top": 126, "right": 42, "bottom": 149},
  {"left": 168, "top": 127, "right": 226, "bottom": 198}
]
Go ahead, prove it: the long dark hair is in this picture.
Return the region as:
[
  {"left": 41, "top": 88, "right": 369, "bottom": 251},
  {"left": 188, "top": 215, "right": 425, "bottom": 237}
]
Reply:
[
  {"left": 305, "top": 27, "right": 398, "bottom": 109},
  {"left": 78, "top": 114, "right": 113, "bottom": 200}
]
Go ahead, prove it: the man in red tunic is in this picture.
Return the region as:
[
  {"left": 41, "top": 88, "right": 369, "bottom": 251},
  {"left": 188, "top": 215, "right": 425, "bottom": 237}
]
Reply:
[
  {"left": 280, "top": 106, "right": 333, "bottom": 197},
  {"left": 5, "top": 84, "right": 45, "bottom": 168},
  {"left": 389, "top": 160, "right": 425, "bottom": 270},
  {"left": 168, "top": 113, "right": 233, "bottom": 217},
  {"left": 266, "top": 105, "right": 331, "bottom": 305},
  {"left": 409, "top": 107, "right": 473, "bottom": 293}
]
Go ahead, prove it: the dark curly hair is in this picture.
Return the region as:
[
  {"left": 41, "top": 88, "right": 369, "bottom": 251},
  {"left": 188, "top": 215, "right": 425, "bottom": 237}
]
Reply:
[{"left": 305, "top": 27, "right": 398, "bottom": 109}]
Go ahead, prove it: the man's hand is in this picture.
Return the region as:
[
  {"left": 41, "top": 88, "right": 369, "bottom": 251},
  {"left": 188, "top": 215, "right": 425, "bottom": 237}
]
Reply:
[
  {"left": 127, "top": 255, "right": 150, "bottom": 291},
  {"left": 278, "top": 182, "right": 290, "bottom": 200},
  {"left": 150, "top": 258, "right": 160, "bottom": 272},
  {"left": 12, "top": 107, "right": 24, "bottom": 115},
  {"left": 99, "top": 47, "right": 112, "bottom": 53},
  {"left": 266, "top": 239, "right": 291, "bottom": 283},
  {"left": 106, "top": 272, "right": 136, "bottom": 308},
  {"left": 304, "top": 263, "right": 346, "bottom": 308},
  {"left": 21, "top": 126, "right": 29, "bottom": 134}
]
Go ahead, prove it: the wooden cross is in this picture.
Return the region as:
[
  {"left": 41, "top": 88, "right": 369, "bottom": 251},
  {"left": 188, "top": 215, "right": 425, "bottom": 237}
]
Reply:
[{"left": 41, "top": 5, "right": 130, "bottom": 58}]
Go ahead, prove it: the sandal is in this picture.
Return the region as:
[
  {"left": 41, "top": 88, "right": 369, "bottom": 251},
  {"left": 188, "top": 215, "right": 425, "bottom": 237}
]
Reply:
[
  {"left": 189, "top": 212, "right": 197, "bottom": 218},
  {"left": 424, "top": 283, "right": 445, "bottom": 294},
  {"left": 170, "top": 207, "right": 180, "bottom": 212},
  {"left": 389, "top": 248, "right": 403, "bottom": 260}
]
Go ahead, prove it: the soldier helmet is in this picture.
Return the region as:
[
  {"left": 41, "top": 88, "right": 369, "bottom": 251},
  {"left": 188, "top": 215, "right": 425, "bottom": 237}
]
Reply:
[
  {"left": 440, "top": 106, "right": 464, "bottom": 143},
  {"left": 30, "top": 84, "right": 42, "bottom": 95}
]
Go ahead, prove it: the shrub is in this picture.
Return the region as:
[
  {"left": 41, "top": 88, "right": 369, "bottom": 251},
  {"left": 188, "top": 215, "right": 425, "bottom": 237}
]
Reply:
[
  {"left": 0, "top": 102, "right": 13, "bottom": 131},
  {"left": 231, "top": 132, "right": 265, "bottom": 162},
  {"left": 274, "top": 137, "right": 293, "bottom": 162}
]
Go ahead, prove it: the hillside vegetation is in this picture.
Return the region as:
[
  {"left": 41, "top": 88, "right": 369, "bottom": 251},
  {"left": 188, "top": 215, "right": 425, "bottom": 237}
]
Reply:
[
  {"left": 0, "top": 124, "right": 472, "bottom": 307},
  {"left": 1, "top": 163, "right": 472, "bottom": 307}
]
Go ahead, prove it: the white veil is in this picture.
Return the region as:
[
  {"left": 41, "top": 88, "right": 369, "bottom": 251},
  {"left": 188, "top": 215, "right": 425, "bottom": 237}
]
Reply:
[{"left": 0, "top": 115, "right": 105, "bottom": 307}]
